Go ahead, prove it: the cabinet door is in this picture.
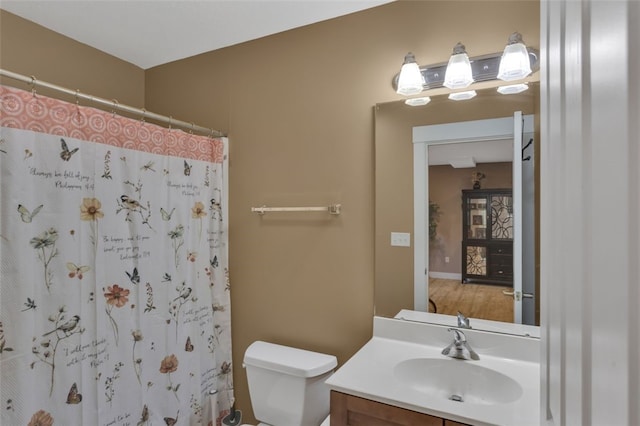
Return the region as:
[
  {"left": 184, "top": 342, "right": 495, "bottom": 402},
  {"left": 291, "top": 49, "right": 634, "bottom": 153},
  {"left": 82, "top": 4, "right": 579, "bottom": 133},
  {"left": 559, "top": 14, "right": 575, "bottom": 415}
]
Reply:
[
  {"left": 465, "top": 197, "right": 488, "bottom": 240},
  {"left": 490, "top": 194, "right": 513, "bottom": 240},
  {"left": 465, "top": 245, "right": 487, "bottom": 277},
  {"left": 330, "top": 391, "right": 443, "bottom": 426}
]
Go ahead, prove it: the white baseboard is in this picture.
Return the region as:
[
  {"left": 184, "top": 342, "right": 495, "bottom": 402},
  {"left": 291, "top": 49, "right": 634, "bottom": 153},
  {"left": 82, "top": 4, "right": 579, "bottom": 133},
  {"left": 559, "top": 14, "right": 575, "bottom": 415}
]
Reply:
[{"left": 429, "top": 271, "right": 462, "bottom": 280}]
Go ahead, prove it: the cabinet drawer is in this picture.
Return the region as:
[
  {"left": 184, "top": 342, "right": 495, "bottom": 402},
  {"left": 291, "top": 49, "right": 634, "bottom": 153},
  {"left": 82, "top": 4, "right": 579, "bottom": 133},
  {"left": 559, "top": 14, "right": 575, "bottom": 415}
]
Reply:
[
  {"left": 489, "top": 262, "right": 513, "bottom": 278},
  {"left": 488, "top": 244, "right": 512, "bottom": 255},
  {"left": 490, "top": 253, "right": 512, "bottom": 267},
  {"left": 331, "top": 391, "right": 444, "bottom": 425}
]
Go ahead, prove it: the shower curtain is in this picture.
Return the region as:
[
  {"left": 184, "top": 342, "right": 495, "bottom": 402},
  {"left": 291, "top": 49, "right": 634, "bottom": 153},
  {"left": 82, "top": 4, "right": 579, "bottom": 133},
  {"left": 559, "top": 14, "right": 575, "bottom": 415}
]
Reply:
[{"left": 0, "top": 85, "right": 233, "bottom": 426}]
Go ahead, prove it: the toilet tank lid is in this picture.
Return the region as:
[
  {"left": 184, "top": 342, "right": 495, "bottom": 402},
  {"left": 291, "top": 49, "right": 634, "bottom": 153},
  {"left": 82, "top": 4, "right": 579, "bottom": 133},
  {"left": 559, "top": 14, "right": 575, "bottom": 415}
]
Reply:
[{"left": 243, "top": 341, "right": 337, "bottom": 378}]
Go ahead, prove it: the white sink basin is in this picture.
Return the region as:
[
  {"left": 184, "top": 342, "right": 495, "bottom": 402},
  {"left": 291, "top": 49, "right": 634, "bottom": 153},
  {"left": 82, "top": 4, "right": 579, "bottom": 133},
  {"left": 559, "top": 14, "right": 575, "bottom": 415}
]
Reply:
[{"left": 393, "top": 358, "right": 523, "bottom": 405}]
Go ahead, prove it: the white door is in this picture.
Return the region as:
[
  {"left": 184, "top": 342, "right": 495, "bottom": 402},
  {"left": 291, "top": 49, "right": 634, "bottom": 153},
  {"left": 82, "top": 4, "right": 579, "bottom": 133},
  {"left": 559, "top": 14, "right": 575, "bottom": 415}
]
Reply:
[
  {"left": 510, "top": 111, "right": 523, "bottom": 323},
  {"left": 501, "top": 111, "right": 537, "bottom": 324}
]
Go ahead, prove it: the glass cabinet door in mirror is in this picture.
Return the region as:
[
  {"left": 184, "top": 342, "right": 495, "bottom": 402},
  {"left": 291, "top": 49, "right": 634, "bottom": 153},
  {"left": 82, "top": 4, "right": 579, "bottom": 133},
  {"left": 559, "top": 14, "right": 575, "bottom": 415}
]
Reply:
[
  {"left": 466, "top": 246, "right": 487, "bottom": 276},
  {"left": 491, "top": 195, "right": 514, "bottom": 239},
  {"left": 467, "top": 198, "right": 487, "bottom": 239}
]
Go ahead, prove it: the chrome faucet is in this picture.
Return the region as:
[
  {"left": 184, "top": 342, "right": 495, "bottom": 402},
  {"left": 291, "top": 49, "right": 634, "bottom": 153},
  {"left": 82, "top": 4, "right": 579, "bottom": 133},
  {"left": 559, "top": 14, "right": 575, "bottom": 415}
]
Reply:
[
  {"left": 442, "top": 328, "right": 479, "bottom": 360},
  {"left": 457, "top": 311, "right": 471, "bottom": 329}
]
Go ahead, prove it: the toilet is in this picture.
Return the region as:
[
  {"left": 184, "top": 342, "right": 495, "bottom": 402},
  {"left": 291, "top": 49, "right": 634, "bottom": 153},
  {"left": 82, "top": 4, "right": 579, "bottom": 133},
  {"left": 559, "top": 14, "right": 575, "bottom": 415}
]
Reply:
[{"left": 242, "top": 340, "right": 337, "bottom": 426}]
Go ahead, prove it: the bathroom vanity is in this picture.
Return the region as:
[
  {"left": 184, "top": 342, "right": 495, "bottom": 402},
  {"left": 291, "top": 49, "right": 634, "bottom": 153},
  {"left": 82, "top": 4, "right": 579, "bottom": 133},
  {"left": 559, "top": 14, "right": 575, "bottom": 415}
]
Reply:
[
  {"left": 325, "top": 315, "right": 540, "bottom": 426},
  {"left": 331, "top": 391, "right": 468, "bottom": 425}
]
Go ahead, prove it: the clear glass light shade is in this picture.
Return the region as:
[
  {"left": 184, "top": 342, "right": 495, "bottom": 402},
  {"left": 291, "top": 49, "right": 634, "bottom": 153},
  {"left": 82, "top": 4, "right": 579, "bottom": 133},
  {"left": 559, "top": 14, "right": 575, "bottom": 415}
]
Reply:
[
  {"left": 443, "top": 53, "right": 473, "bottom": 89},
  {"left": 448, "top": 90, "right": 477, "bottom": 101},
  {"left": 405, "top": 96, "right": 431, "bottom": 106},
  {"left": 497, "top": 83, "right": 529, "bottom": 94},
  {"left": 497, "top": 42, "right": 532, "bottom": 81},
  {"left": 396, "top": 53, "right": 424, "bottom": 96}
]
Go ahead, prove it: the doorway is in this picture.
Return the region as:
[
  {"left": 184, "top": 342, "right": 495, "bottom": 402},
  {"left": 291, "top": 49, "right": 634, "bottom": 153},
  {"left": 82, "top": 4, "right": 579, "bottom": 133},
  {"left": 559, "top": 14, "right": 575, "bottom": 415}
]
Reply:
[{"left": 413, "top": 114, "right": 536, "bottom": 325}]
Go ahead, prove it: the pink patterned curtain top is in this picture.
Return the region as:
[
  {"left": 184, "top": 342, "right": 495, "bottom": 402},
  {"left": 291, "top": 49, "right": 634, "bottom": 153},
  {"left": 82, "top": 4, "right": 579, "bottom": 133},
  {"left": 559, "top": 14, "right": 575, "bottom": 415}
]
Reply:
[{"left": 0, "top": 85, "right": 224, "bottom": 162}]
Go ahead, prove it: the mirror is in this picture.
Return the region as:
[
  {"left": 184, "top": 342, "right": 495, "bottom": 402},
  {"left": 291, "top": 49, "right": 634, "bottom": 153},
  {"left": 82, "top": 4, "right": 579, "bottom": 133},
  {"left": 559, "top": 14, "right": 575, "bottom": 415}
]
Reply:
[{"left": 374, "top": 84, "right": 539, "bottom": 334}]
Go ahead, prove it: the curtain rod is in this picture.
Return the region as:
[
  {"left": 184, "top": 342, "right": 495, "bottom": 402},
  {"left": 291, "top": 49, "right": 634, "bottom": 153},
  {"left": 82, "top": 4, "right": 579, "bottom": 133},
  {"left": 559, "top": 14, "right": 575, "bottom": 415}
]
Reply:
[{"left": 0, "top": 68, "right": 225, "bottom": 138}]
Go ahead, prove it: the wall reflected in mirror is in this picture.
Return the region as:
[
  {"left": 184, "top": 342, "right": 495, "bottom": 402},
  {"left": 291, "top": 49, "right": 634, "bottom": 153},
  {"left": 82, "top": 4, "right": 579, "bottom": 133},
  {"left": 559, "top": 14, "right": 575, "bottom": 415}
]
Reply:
[
  {"left": 429, "top": 148, "right": 514, "bottom": 323},
  {"left": 374, "top": 84, "right": 539, "bottom": 329}
]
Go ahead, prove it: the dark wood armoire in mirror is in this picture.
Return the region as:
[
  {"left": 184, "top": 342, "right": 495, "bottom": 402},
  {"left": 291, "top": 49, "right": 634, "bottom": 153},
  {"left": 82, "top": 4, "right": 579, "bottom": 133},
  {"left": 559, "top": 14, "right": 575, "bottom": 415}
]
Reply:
[{"left": 461, "top": 188, "right": 513, "bottom": 286}]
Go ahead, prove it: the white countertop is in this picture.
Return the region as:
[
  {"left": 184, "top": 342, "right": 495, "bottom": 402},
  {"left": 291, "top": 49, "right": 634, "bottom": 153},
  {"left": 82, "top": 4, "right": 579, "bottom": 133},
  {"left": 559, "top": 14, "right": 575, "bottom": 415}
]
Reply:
[
  {"left": 325, "top": 316, "right": 540, "bottom": 426},
  {"left": 395, "top": 309, "right": 541, "bottom": 338}
]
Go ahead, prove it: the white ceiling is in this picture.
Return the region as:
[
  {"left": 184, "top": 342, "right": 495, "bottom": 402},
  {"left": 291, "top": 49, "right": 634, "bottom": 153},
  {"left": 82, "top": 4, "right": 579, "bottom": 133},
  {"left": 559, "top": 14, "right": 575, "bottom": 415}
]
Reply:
[
  {"left": 1, "top": 0, "right": 394, "bottom": 69},
  {"left": 429, "top": 140, "right": 513, "bottom": 167}
]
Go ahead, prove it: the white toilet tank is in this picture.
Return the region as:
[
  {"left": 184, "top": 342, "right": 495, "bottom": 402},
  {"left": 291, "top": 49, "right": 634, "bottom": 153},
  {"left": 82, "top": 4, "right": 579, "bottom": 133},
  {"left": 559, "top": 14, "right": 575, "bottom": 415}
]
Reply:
[{"left": 243, "top": 341, "right": 337, "bottom": 426}]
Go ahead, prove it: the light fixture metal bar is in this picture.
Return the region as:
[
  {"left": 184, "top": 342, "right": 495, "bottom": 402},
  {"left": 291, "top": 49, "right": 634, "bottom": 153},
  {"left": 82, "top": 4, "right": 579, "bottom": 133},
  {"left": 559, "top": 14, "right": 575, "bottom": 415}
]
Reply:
[{"left": 392, "top": 48, "right": 539, "bottom": 92}]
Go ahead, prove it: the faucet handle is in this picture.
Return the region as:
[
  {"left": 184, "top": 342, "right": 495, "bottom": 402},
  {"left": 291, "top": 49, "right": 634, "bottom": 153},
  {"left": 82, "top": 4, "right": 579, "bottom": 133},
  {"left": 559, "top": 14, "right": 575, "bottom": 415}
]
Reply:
[
  {"left": 447, "top": 327, "right": 466, "bottom": 343},
  {"left": 445, "top": 327, "right": 479, "bottom": 360}
]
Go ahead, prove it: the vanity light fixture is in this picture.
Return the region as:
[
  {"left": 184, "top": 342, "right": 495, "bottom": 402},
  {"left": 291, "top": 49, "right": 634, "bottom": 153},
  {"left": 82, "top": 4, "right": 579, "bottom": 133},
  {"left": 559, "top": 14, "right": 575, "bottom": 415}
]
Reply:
[
  {"left": 405, "top": 96, "right": 431, "bottom": 106},
  {"left": 396, "top": 52, "right": 425, "bottom": 96},
  {"left": 443, "top": 42, "right": 474, "bottom": 90},
  {"left": 497, "top": 83, "right": 529, "bottom": 94},
  {"left": 497, "top": 33, "right": 532, "bottom": 81},
  {"left": 391, "top": 35, "right": 539, "bottom": 96},
  {"left": 448, "top": 90, "right": 477, "bottom": 101}
]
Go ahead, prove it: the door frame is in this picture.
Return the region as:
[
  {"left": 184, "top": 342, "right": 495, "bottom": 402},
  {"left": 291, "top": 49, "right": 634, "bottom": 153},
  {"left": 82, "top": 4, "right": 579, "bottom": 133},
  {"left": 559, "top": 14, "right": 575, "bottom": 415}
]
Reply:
[{"left": 412, "top": 114, "right": 534, "bottom": 323}]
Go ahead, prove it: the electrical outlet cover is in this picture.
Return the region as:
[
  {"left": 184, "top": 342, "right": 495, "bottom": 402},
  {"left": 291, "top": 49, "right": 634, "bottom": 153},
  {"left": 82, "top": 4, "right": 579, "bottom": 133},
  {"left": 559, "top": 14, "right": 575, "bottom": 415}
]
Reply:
[{"left": 391, "top": 232, "right": 411, "bottom": 247}]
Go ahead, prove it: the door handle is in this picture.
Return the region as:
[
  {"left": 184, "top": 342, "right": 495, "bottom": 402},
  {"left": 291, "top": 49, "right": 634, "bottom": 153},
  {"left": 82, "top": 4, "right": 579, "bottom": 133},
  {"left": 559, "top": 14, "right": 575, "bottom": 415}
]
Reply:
[{"left": 502, "top": 290, "right": 534, "bottom": 301}]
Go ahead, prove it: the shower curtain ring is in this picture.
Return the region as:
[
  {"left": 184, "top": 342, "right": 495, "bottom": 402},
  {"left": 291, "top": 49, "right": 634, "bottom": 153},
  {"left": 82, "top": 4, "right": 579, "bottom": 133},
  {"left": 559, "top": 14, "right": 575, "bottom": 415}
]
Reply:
[
  {"left": 111, "top": 99, "right": 119, "bottom": 117},
  {"left": 74, "top": 89, "right": 82, "bottom": 121},
  {"left": 140, "top": 108, "right": 146, "bottom": 124},
  {"left": 29, "top": 75, "right": 37, "bottom": 97}
]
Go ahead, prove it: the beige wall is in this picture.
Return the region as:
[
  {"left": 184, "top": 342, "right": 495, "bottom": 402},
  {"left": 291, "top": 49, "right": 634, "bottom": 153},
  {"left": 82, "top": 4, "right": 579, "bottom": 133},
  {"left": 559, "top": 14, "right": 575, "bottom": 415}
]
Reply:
[
  {"left": 429, "top": 163, "right": 512, "bottom": 275},
  {"left": 1, "top": 2, "right": 539, "bottom": 423},
  {"left": 145, "top": 4, "right": 538, "bottom": 420},
  {"left": 0, "top": 11, "right": 145, "bottom": 107}
]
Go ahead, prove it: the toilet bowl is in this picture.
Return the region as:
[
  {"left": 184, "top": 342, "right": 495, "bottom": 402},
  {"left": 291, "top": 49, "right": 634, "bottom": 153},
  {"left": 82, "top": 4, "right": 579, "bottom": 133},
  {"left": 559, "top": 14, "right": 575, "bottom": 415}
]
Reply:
[{"left": 243, "top": 341, "right": 337, "bottom": 426}]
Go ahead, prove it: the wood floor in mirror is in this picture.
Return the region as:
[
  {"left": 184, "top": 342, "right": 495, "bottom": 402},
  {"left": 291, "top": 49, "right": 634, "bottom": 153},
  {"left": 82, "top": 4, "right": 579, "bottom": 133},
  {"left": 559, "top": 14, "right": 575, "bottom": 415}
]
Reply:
[{"left": 429, "top": 278, "right": 513, "bottom": 323}]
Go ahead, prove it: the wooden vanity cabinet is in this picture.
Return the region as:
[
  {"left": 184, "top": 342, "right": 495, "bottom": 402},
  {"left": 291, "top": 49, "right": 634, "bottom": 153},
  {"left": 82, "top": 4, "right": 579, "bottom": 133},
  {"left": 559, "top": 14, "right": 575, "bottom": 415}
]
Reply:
[{"left": 330, "top": 391, "right": 470, "bottom": 426}]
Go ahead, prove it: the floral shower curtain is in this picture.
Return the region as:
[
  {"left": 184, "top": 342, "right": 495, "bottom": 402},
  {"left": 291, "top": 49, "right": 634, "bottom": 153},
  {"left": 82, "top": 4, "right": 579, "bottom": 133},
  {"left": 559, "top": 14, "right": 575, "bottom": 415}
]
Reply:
[{"left": 0, "top": 85, "right": 233, "bottom": 426}]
